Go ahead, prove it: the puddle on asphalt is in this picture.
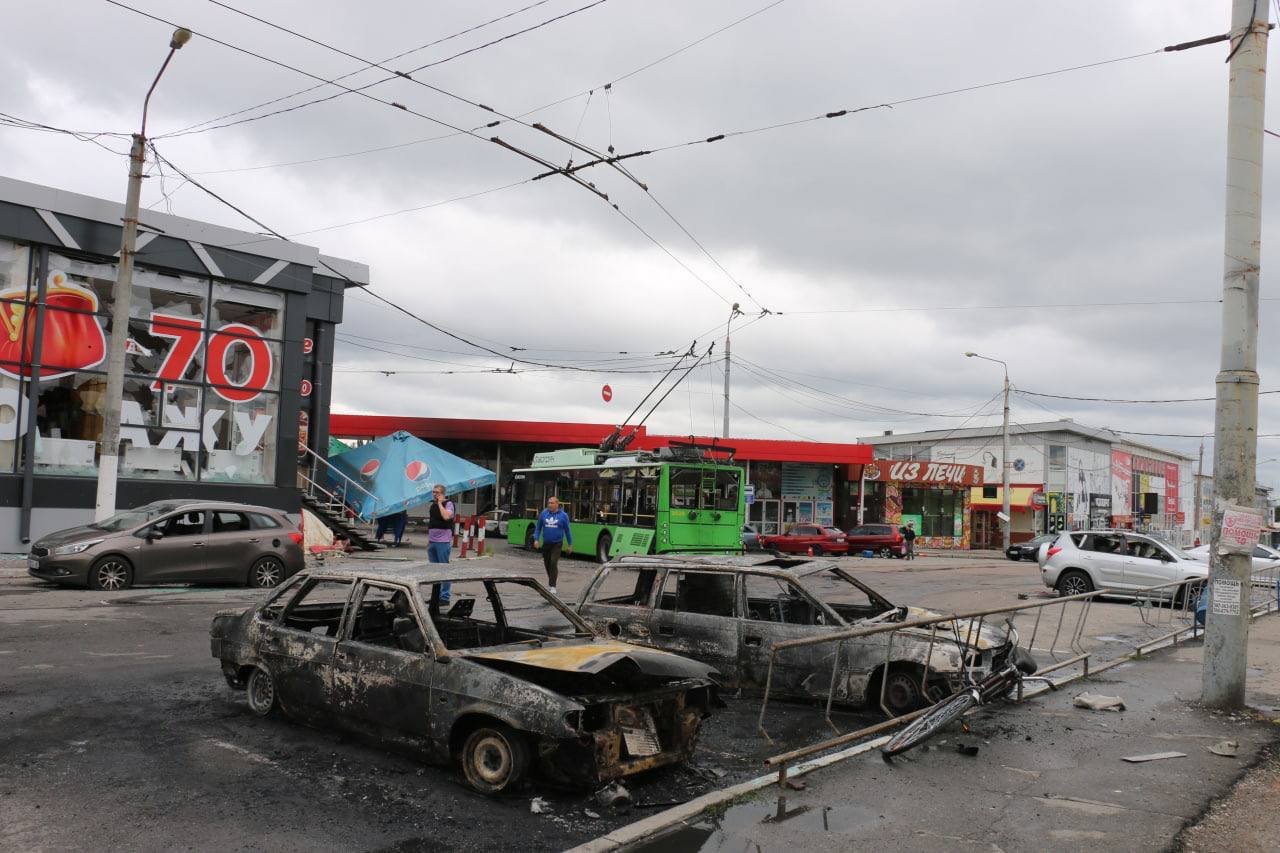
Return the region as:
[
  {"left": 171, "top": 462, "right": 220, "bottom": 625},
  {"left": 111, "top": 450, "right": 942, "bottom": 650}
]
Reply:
[{"left": 628, "top": 796, "right": 881, "bottom": 851}]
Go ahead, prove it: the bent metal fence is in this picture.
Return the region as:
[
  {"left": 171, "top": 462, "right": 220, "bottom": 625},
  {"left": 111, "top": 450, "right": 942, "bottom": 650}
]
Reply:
[{"left": 759, "top": 565, "right": 1280, "bottom": 787}]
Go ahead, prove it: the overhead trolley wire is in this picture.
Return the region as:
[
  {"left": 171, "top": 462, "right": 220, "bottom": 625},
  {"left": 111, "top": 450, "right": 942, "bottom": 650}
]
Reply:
[{"left": 161, "top": 0, "right": 600, "bottom": 139}]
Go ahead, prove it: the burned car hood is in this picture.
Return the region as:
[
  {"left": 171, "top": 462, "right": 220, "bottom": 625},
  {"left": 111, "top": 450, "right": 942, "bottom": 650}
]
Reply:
[
  {"left": 463, "top": 640, "right": 716, "bottom": 680},
  {"left": 898, "top": 607, "right": 1009, "bottom": 651}
]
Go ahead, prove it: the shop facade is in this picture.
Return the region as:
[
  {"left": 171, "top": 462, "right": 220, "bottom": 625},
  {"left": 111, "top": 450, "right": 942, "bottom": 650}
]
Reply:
[
  {"left": 853, "top": 458, "right": 984, "bottom": 550},
  {"left": 860, "top": 420, "right": 1195, "bottom": 548},
  {"left": 329, "top": 414, "right": 871, "bottom": 524},
  {"left": 0, "top": 177, "right": 358, "bottom": 550}
]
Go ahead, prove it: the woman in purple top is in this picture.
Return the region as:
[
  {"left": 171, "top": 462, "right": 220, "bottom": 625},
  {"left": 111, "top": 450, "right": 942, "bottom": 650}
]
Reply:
[{"left": 427, "top": 484, "right": 454, "bottom": 603}]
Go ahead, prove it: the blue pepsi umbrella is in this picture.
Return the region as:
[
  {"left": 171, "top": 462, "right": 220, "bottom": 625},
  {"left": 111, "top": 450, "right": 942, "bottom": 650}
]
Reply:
[{"left": 328, "top": 430, "right": 495, "bottom": 520}]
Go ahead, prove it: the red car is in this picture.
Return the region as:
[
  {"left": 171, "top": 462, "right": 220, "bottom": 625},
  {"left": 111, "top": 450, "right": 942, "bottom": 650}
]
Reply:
[
  {"left": 844, "top": 523, "right": 907, "bottom": 558},
  {"left": 758, "top": 524, "right": 849, "bottom": 556}
]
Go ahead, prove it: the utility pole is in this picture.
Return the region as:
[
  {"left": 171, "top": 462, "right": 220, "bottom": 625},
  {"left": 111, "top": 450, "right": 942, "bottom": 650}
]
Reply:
[
  {"left": 721, "top": 302, "right": 740, "bottom": 438},
  {"left": 1203, "top": 0, "right": 1268, "bottom": 709},
  {"left": 965, "top": 351, "right": 1011, "bottom": 551},
  {"left": 94, "top": 27, "right": 191, "bottom": 521}
]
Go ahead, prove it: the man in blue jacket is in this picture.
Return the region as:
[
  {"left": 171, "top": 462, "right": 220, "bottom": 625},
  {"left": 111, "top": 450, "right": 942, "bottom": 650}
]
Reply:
[{"left": 533, "top": 495, "right": 573, "bottom": 595}]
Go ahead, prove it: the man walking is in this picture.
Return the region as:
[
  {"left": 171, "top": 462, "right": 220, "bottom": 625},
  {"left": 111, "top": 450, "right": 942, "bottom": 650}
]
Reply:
[
  {"left": 903, "top": 522, "right": 917, "bottom": 561},
  {"left": 533, "top": 495, "right": 572, "bottom": 595},
  {"left": 427, "top": 484, "right": 455, "bottom": 604}
]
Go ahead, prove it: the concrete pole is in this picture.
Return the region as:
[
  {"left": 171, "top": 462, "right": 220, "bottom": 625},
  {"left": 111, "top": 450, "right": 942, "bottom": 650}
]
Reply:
[
  {"left": 1203, "top": 0, "right": 1268, "bottom": 709},
  {"left": 722, "top": 302, "right": 738, "bottom": 439},
  {"left": 93, "top": 30, "right": 189, "bottom": 521},
  {"left": 1001, "top": 371, "right": 1011, "bottom": 551},
  {"left": 94, "top": 132, "right": 145, "bottom": 521}
]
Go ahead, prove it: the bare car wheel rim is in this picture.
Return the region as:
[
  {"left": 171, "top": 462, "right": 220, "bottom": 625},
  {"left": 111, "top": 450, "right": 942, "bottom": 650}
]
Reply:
[
  {"left": 254, "top": 559, "right": 282, "bottom": 587},
  {"left": 248, "top": 669, "right": 274, "bottom": 714},
  {"left": 885, "top": 673, "right": 919, "bottom": 713},
  {"left": 97, "top": 561, "right": 127, "bottom": 591},
  {"left": 472, "top": 734, "right": 512, "bottom": 785}
]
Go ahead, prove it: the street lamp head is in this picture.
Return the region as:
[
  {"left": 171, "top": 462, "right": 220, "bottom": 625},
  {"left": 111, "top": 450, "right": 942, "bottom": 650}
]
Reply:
[
  {"left": 170, "top": 27, "right": 192, "bottom": 49},
  {"left": 964, "top": 351, "right": 977, "bottom": 358}
]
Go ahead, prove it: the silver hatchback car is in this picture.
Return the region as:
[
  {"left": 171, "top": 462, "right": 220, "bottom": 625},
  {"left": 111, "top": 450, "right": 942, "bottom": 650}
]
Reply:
[{"left": 1038, "top": 530, "right": 1207, "bottom": 598}]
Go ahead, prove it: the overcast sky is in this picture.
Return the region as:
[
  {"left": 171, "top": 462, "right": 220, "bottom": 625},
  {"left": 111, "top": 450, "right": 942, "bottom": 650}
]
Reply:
[{"left": 3, "top": 1, "right": 1278, "bottom": 481}]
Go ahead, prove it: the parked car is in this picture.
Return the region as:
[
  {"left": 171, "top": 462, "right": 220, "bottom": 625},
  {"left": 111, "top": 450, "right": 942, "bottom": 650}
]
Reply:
[
  {"left": 1038, "top": 530, "right": 1208, "bottom": 599},
  {"left": 1006, "top": 533, "right": 1056, "bottom": 562},
  {"left": 758, "top": 524, "right": 849, "bottom": 556},
  {"left": 483, "top": 509, "right": 510, "bottom": 538},
  {"left": 843, "top": 523, "right": 906, "bottom": 558},
  {"left": 28, "top": 500, "right": 303, "bottom": 591},
  {"left": 211, "top": 565, "right": 717, "bottom": 795},
  {"left": 1185, "top": 542, "right": 1280, "bottom": 571},
  {"left": 742, "top": 523, "right": 761, "bottom": 552},
  {"left": 576, "top": 554, "right": 1033, "bottom": 717}
]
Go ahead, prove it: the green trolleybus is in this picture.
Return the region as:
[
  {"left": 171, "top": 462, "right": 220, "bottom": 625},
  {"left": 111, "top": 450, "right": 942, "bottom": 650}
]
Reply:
[{"left": 507, "top": 446, "right": 746, "bottom": 562}]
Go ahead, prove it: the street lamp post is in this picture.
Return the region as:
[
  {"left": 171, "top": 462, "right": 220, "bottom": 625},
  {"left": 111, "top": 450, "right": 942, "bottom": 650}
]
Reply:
[
  {"left": 966, "top": 352, "right": 1011, "bottom": 551},
  {"left": 721, "top": 302, "right": 741, "bottom": 438},
  {"left": 94, "top": 27, "right": 191, "bottom": 521}
]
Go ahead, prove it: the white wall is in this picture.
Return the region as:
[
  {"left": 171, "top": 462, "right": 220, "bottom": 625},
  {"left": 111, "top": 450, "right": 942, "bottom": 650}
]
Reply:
[{"left": 930, "top": 436, "right": 1046, "bottom": 485}]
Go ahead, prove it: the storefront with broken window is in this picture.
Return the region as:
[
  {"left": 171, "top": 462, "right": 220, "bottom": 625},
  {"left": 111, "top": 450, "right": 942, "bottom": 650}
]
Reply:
[{"left": 0, "top": 176, "right": 359, "bottom": 550}]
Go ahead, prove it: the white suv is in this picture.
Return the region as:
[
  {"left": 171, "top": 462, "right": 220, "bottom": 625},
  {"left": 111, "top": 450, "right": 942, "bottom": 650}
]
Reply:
[{"left": 1038, "top": 530, "right": 1208, "bottom": 598}]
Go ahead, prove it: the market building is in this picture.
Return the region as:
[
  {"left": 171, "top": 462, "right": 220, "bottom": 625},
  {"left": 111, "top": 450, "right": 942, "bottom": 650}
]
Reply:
[
  {"left": 328, "top": 414, "right": 872, "bottom": 532},
  {"left": 859, "top": 420, "right": 1196, "bottom": 548},
  {"left": 0, "top": 176, "right": 358, "bottom": 550},
  {"left": 853, "top": 458, "right": 985, "bottom": 550}
]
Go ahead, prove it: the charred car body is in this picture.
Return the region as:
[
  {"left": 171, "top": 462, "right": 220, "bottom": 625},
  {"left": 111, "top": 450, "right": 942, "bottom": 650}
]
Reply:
[
  {"left": 576, "top": 554, "right": 1034, "bottom": 716},
  {"left": 210, "top": 565, "right": 716, "bottom": 794}
]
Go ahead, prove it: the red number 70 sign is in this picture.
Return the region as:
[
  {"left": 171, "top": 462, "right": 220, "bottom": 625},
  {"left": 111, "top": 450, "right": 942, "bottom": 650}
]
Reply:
[{"left": 149, "top": 313, "right": 274, "bottom": 403}]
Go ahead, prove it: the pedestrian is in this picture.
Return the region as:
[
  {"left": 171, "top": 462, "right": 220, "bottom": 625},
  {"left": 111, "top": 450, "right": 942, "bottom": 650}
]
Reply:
[
  {"left": 391, "top": 509, "right": 409, "bottom": 546},
  {"left": 427, "top": 484, "right": 455, "bottom": 604},
  {"left": 903, "top": 522, "right": 917, "bottom": 560},
  {"left": 533, "top": 495, "right": 572, "bottom": 595}
]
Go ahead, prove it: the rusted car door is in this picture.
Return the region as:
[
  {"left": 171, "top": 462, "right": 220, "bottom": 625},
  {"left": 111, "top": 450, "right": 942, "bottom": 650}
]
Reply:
[
  {"left": 576, "top": 564, "right": 661, "bottom": 642},
  {"left": 738, "top": 573, "right": 842, "bottom": 697},
  {"left": 331, "top": 581, "right": 433, "bottom": 738},
  {"left": 648, "top": 570, "right": 741, "bottom": 685},
  {"left": 260, "top": 577, "right": 354, "bottom": 715}
]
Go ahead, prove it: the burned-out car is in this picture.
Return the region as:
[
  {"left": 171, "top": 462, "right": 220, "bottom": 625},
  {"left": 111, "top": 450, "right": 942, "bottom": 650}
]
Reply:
[
  {"left": 210, "top": 565, "right": 717, "bottom": 795},
  {"left": 576, "top": 555, "right": 1034, "bottom": 717}
]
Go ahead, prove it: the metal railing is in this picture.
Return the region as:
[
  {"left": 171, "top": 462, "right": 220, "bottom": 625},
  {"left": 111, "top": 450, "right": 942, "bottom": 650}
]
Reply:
[
  {"left": 759, "top": 562, "right": 1280, "bottom": 783},
  {"left": 298, "top": 444, "right": 382, "bottom": 523}
]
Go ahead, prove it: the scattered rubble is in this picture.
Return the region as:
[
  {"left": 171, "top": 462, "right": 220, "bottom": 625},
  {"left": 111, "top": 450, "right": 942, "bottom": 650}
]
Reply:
[
  {"left": 1208, "top": 739, "right": 1240, "bottom": 757},
  {"left": 1074, "top": 693, "right": 1127, "bottom": 712}
]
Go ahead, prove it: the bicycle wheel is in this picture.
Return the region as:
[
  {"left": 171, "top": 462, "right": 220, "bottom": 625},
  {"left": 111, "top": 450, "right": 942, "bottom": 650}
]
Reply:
[{"left": 881, "top": 690, "right": 980, "bottom": 758}]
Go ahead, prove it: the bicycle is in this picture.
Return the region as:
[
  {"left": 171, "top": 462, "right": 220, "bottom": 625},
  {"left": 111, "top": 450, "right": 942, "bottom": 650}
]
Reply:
[{"left": 881, "top": 655, "right": 1054, "bottom": 758}]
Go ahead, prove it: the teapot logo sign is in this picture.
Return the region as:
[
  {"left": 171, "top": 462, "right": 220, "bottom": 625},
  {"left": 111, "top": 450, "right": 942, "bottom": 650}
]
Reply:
[
  {"left": 0, "top": 270, "right": 107, "bottom": 380},
  {"left": 405, "top": 460, "right": 432, "bottom": 482}
]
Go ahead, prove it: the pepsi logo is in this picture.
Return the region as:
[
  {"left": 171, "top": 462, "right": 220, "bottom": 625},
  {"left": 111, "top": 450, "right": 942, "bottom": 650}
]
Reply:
[
  {"left": 360, "top": 459, "right": 381, "bottom": 478},
  {"left": 405, "top": 460, "right": 432, "bottom": 482}
]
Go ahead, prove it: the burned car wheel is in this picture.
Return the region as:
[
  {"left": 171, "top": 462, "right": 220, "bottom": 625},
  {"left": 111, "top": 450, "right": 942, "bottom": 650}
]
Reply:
[
  {"left": 879, "top": 667, "right": 927, "bottom": 717},
  {"left": 460, "top": 724, "right": 529, "bottom": 795},
  {"left": 249, "top": 556, "right": 284, "bottom": 589},
  {"left": 246, "top": 666, "right": 279, "bottom": 717},
  {"left": 88, "top": 556, "right": 133, "bottom": 591}
]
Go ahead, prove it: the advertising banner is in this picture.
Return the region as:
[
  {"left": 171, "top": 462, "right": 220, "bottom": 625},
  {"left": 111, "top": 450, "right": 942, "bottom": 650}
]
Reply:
[
  {"left": 862, "top": 459, "right": 983, "bottom": 486},
  {"left": 1164, "top": 461, "right": 1180, "bottom": 524},
  {"left": 1111, "top": 450, "right": 1133, "bottom": 521}
]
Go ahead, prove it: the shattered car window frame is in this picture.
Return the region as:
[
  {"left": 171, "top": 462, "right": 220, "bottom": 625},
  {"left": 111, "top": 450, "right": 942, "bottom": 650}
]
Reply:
[
  {"left": 417, "top": 577, "right": 596, "bottom": 645},
  {"left": 580, "top": 564, "right": 661, "bottom": 610}
]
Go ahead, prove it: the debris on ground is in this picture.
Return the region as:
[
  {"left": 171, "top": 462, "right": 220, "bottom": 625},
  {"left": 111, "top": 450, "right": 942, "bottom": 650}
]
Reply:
[
  {"left": 1074, "top": 692, "right": 1127, "bottom": 712},
  {"left": 584, "top": 809, "right": 601, "bottom": 819},
  {"left": 785, "top": 779, "right": 807, "bottom": 791},
  {"left": 530, "top": 797, "right": 549, "bottom": 814},
  {"left": 1122, "top": 751, "right": 1187, "bottom": 763},
  {"left": 1209, "top": 739, "right": 1241, "bottom": 757},
  {"left": 595, "top": 782, "right": 632, "bottom": 808},
  {"left": 956, "top": 744, "right": 980, "bottom": 757}
]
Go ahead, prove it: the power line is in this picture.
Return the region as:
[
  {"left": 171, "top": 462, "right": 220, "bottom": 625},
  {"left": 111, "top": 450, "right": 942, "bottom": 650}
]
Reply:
[
  {"left": 1013, "top": 387, "right": 1280, "bottom": 404},
  {"left": 161, "top": 0, "right": 596, "bottom": 139},
  {"left": 777, "top": 296, "right": 1220, "bottom": 316}
]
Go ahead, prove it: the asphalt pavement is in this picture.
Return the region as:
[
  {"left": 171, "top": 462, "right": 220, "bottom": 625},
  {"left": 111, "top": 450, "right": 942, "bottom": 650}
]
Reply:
[{"left": 2, "top": 541, "right": 1273, "bottom": 852}]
